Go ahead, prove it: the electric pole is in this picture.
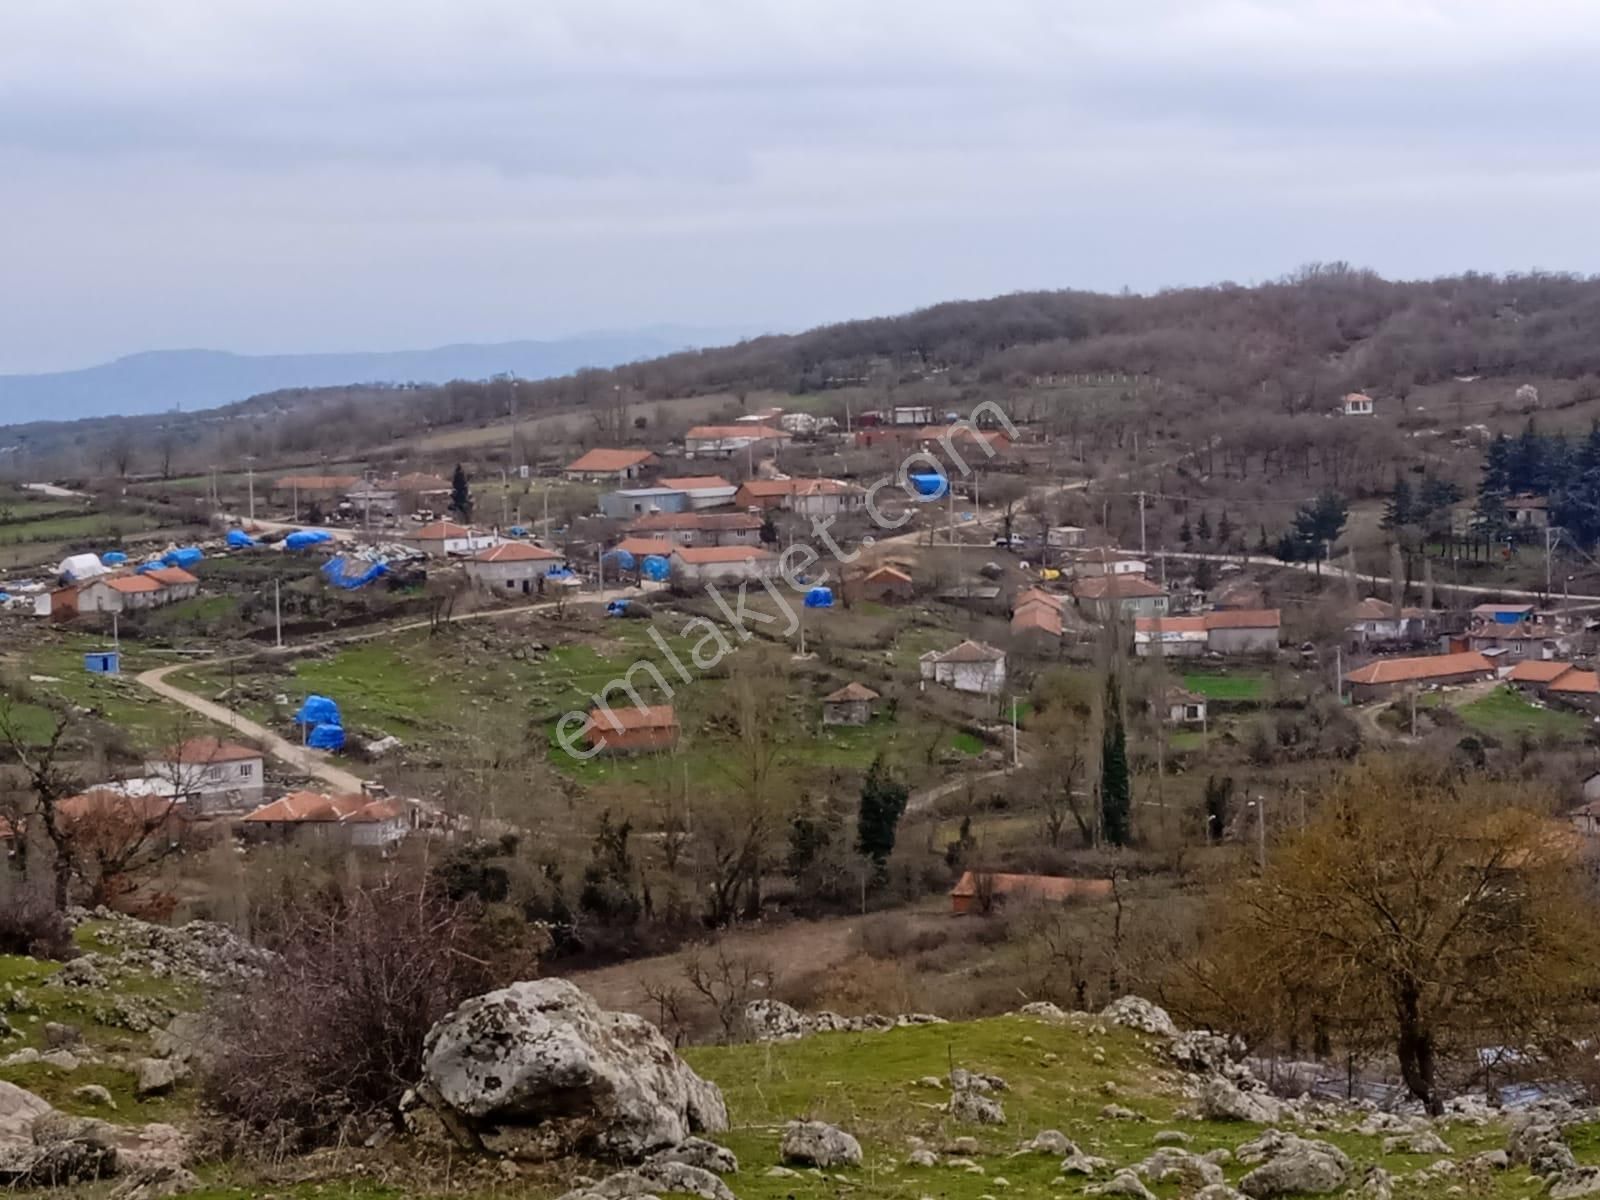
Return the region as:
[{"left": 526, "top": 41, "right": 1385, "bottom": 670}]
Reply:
[{"left": 1138, "top": 491, "right": 1147, "bottom": 555}]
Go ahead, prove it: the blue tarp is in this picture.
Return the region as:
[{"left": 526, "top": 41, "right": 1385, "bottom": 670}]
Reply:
[
  {"left": 509, "top": 526, "right": 529, "bottom": 537},
  {"left": 293, "top": 695, "right": 341, "bottom": 727},
  {"left": 907, "top": 472, "right": 948, "bottom": 498},
  {"left": 306, "top": 722, "right": 346, "bottom": 751},
  {"left": 160, "top": 546, "right": 204, "bottom": 568},
  {"left": 100, "top": 551, "right": 128, "bottom": 566},
  {"left": 604, "top": 549, "right": 637, "bottom": 571},
  {"left": 321, "top": 556, "right": 388, "bottom": 590},
  {"left": 546, "top": 566, "right": 575, "bottom": 580},
  {"left": 804, "top": 586, "right": 834, "bottom": 608},
  {"left": 641, "top": 555, "right": 670, "bottom": 582},
  {"left": 284, "top": 530, "right": 332, "bottom": 550},
  {"left": 1492, "top": 609, "right": 1525, "bottom": 624},
  {"left": 0, "top": 593, "right": 10, "bottom": 604},
  {"left": 225, "top": 529, "right": 257, "bottom": 549},
  {"left": 606, "top": 599, "right": 630, "bottom": 616}
]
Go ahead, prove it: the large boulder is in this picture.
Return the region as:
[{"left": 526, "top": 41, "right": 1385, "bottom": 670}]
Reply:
[
  {"left": 1238, "top": 1136, "right": 1350, "bottom": 1198},
  {"left": 1199, "top": 1076, "right": 1285, "bottom": 1124},
  {"left": 1100, "top": 996, "right": 1179, "bottom": 1039},
  {"left": 414, "top": 978, "right": 727, "bottom": 1162},
  {"left": 950, "top": 1088, "right": 1006, "bottom": 1125},
  {"left": 744, "top": 999, "right": 808, "bottom": 1042},
  {"left": 780, "top": 1120, "right": 862, "bottom": 1168}
]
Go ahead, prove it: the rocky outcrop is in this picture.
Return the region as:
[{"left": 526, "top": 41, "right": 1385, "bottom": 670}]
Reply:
[
  {"left": 411, "top": 978, "right": 727, "bottom": 1163},
  {"left": 58, "top": 908, "right": 273, "bottom": 991},
  {"left": 1198, "top": 1076, "right": 1285, "bottom": 1124},
  {"left": 743, "top": 999, "right": 943, "bottom": 1042},
  {"left": 648, "top": 1136, "right": 737, "bottom": 1175},
  {"left": 1237, "top": 1134, "right": 1350, "bottom": 1197},
  {"left": 1100, "top": 996, "right": 1179, "bottom": 1039},
  {"left": 780, "top": 1120, "right": 862, "bottom": 1168},
  {"left": 108, "top": 1165, "right": 202, "bottom": 1199},
  {"left": 1136, "top": 1147, "right": 1224, "bottom": 1189},
  {"left": 558, "top": 1161, "right": 735, "bottom": 1200},
  {"left": 0, "top": 1081, "right": 189, "bottom": 1190},
  {"left": 949, "top": 1088, "right": 1005, "bottom": 1125}
]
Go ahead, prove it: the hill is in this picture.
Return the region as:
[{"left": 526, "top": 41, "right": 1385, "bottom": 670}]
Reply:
[{"left": 0, "top": 327, "right": 745, "bottom": 424}]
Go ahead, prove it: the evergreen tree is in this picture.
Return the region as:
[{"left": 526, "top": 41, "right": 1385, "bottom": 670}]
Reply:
[
  {"left": 1481, "top": 434, "right": 1515, "bottom": 496},
  {"left": 759, "top": 512, "right": 779, "bottom": 546},
  {"left": 1417, "top": 475, "right": 1463, "bottom": 528},
  {"left": 1099, "top": 671, "right": 1131, "bottom": 847},
  {"left": 450, "top": 463, "right": 473, "bottom": 520},
  {"left": 1381, "top": 475, "right": 1414, "bottom": 532},
  {"left": 857, "top": 754, "right": 909, "bottom": 870},
  {"left": 1194, "top": 557, "right": 1217, "bottom": 591},
  {"left": 1289, "top": 491, "right": 1349, "bottom": 571},
  {"left": 1472, "top": 489, "right": 1512, "bottom": 544},
  {"left": 787, "top": 797, "right": 829, "bottom": 879},
  {"left": 1202, "top": 775, "right": 1233, "bottom": 843},
  {"left": 1196, "top": 510, "right": 1212, "bottom": 544},
  {"left": 1217, "top": 510, "right": 1234, "bottom": 549},
  {"left": 1178, "top": 517, "right": 1193, "bottom": 548},
  {"left": 1256, "top": 525, "right": 1271, "bottom": 555}
]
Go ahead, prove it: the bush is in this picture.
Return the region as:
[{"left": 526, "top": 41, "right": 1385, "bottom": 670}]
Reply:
[
  {"left": 203, "top": 877, "right": 535, "bottom": 1147},
  {"left": 0, "top": 887, "right": 77, "bottom": 961}
]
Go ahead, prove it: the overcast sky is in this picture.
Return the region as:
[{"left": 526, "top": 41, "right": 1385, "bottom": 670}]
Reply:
[{"left": 3, "top": 0, "right": 1599, "bottom": 373}]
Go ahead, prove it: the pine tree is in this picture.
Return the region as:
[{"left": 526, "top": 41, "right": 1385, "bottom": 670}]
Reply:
[
  {"left": 1179, "top": 517, "right": 1193, "bottom": 548},
  {"left": 450, "top": 464, "right": 473, "bottom": 520},
  {"left": 1289, "top": 491, "right": 1349, "bottom": 572},
  {"left": 1381, "top": 475, "right": 1414, "bottom": 532},
  {"left": 1100, "top": 671, "right": 1131, "bottom": 847},
  {"left": 1196, "top": 510, "right": 1212, "bottom": 544},
  {"left": 857, "top": 754, "right": 909, "bottom": 870},
  {"left": 1217, "top": 510, "right": 1234, "bottom": 549},
  {"left": 759, "top": 512, "right": 779, "bottom": 546}
]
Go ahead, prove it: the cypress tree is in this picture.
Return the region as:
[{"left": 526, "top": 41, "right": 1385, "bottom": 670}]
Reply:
[
  {"left": 450, "top": 463, "right": 473, "bottom": 520},
  {"left": 1100, "top": 671, "right": 1131, "bottom": 846},
  {"left": 857, "top": 754, "right": 909, "bottom": 870}
]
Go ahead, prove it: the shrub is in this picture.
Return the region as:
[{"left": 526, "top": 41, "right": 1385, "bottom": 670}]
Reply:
[
  {"left": 0, "top": 886, "right": 77, "bottom": 961},
  {"left": 203, "top": 877, "right": 534, "bottom": 1147}
]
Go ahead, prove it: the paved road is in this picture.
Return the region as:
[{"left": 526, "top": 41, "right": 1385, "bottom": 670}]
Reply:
[{"left": 131, "top": 584, "right": 657, "bottom": 792}]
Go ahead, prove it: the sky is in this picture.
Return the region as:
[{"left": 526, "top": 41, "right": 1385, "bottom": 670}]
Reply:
[{"left": 4, "top": 0, "right": 1600, "bottom": 373}]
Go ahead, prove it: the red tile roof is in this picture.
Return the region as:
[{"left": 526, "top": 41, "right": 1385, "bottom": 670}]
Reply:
[
  {"left": 471, "top": 542, "right": 560, "bottom": 563},
  {"left": 670, "top": 546, "right": 776, "bottom": 564},
  {"left": 950, "top": 872, "right": 1112, "bottom": 901},
  {"left": 614, "top": 537, "right": 676, "bottom": 558},
  {"left": 1012, "top": 603, "right": 1063, "bottom": 636},
  {"left": 657, "top": 476, "right": 732, "bottom": 491},
  {"left": 1509, "top": 660, "right": 1575, "bottom": 684},
  {"left": 1550, "top": 669, "right": 1600, "bottom": 695},
  {"left": 1203, "top": 609, "right": 1280, "bottom": 630},
  {"left": 411, "top": 520, "right": 475, "bottom": 540},
  {"left": 1073, "top": 575, "right": 1167, "bottom": 600},
  {"left": 104, "top": 575, "right": 162, "bottom": 594},
  {"left": 929, "top": 639, "right": 1005, "bottom": 663},
  {"left": 144, "top": 567, "right": 199, "bottom": 587},
  {"left": 864, "top": 565, "right": 912, "bottom": 584},
  {"left": 1345, "top": 651, "right": 1493, "bottom": 686},
  {"left": 157, "top": 737, "right": 261, "bottom": 765},
  {"left": 585, "top": 704, "right": 678, "bottom": 732},
  {"left": 566, "top": 448, "right": 659, "bottom": 473},
  {"left": 241, "top": 790, "right": 399, "bottom": 824},
  {"left": 824, "top": 682, "right": 880, "bottom": 703}
]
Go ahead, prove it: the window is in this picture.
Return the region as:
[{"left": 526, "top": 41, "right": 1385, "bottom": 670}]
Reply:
[
  {"left": 506, "top": 579, "right": 516, "bottom": 589},
  {"left": 238, "top": 764, "right": 253, "bottom": 778},
  {"left": 204, "top": 766, "right": 222, "bottom": 780}
]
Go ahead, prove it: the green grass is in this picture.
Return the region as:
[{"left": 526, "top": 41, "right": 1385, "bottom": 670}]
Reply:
[
  {"left": 0, "top": 511, "right": 160, "bottom": 545},
  {"left": 1455, "top": 685, "right": 1590, "bottom": 740},
  {"left": 1182, "top": 672, "right": 1266, "bottom": 702}
]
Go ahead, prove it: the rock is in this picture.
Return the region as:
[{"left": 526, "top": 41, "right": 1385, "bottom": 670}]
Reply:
[
  {"left": 1062, "top": 1151, "right": 1112, "bottom": 1176},
  {"left": 0, "top": 1080, "right": 53, "bottom": 1146},
  {"left": 951, "top": 1067, "right": 1008, "bottom": 1092},
  {"left": 942, "top": 1136, "right": 980, "bottom": 1155},
  {"left": 1199, "top": 1076, "right": 1285, "bottom": 1123},
  {"left": 1153, "top": 1130, "right": 1192, "bottom": 1145},
  {"left": 1382, "top": 1129, "right": 1452, "bottom": 1156},
  {"left": 743, "top": 999, "right": 808, "bottom": 1042},
  {"left": 25, "top": 1113, "right": 119, "bottom": 1188},
  {"left": 43, "top": 1022, "right": 82, "bottom": 1048},
  {"left": 1507, "top": 1116, "right": 1566, "bottom": 1169},
  {"left": 134, "top": 1057, "right": 181, "bottom": 1097},
  {"left": 70, "top": 1085, "right": 115, "bottom": 1110},
  {"left": 0, "top": 1049, "right": 40, "bottom": 1069},
  {"left": 1235, "top": 1130, "right": 1293, "bottom": 1165},
  {"left": 1019, "top": 1001, "right": 1069, "bottom": 1021},
  {"left": 416, "top": 978, "right": 727, "bottom": 1162},
  {"left": 648, "top": 1137, "right": 737, "bottom": 1174},
  {"left": 1357, "top": 1166, "right": 1393, "bottom": 1200},
  {"left": 1237, "top": 1136, "right": 1350, "bottom": 1198},
  {"left": 1532, "top": 1141, "right": 1579, "bottom": 1178},
  {"left": 1087, "top": 1169, "right": 1157, "bottom": 1199},
  {"left": 1195, "top": 1187, "right": 1245, "bottom": 1200},
  {"left": 951, "top": 1089, "right": 1006, "bottom": 1125},
  {"left": 39, "top": 1049, "right": 81, "bottom": 1071},
  {"left": 1204, "top": 1148, "right": 1233, "bottom": 1166},
  {"left": 558, "top": 1162, "right": 734, "bottom": 1200},
  {"left": 1100, "top": 1104, "right": 1145, "bottom": 1121},
  {"left": 1469, "top": 1148, "right": 1509, "bottom": 1171},
  {"left": 763, "top": 1165, "right": 798, "bottom": 1178},
  {"left": 112, "top": 1122, "right": 189, "bottom": 1174},
  {"left": 1019, "top": 1130, "right": 1074, "bottom": 1156},
  {"left": 1100, "top": 996, "right": 1178, "bottom": 1039},
  {"left": 781, "top": 1120, "right": 862, "bottom": 1168},
  {"left": 915, "top": 1075, "right": 945, "bottom": 1089},
  {"left": 1167, "top": 1029, "right": 1239, "bottom": 1075},
  {"left": 1549, "top": 1168, "right": 1600, "bottom": 1200},
  {"left": 907, "top": 1149, "right": 938, "bottom": 1168},
  {"left": 1136, "top": 1148, "right": 1224, "bottom": 1188},
  {"left": 109, "top": 1166, "right": 203, "bottom": 1199}
]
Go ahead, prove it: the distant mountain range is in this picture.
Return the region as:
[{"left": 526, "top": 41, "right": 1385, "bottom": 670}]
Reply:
[{"left": 0, "top": 327, "right": 752, "bottom": 424}]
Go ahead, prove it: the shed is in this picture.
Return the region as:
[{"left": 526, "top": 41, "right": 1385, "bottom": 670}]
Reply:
[
  {"left": 83, "top": 651, "right": 120, "bottom": 675},
  {"left": 583, "top": 704, "right": 680, "bottom": 754},
  {"left": 822, "top": 681, "right": 880, "bottom": 726},
  {"left": 949, "top": 871, "right": 1113, "bottom": 916}
]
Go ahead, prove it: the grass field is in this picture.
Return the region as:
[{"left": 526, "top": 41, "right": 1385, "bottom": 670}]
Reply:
[
  {"left": 1182, "top": 672, "right": 1266, "bottom": 702},
  {"left": 1455, "top": 685, "right": 1590, "bottom": 740}
]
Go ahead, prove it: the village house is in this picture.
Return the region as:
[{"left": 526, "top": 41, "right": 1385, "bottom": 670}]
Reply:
[
  {"left": 465, "top": 541, "right": 563, "bottom": 595},
  {"left": 822, "top": 681, "right": 880, "bottom": 726},
  {"left": 241, "top": 790, "right": 411, "bottom": 850},
  {"left": 683, "top": 424, "right": 792, "bottom": 459},
  {"left": 919, "top": 640, "right": 1007, "bottom": 696},
  {"left": 1343, "top": 650, "right": 1495, "bottom": 703},
  {"left": 564, "top": 448, "right": 660, "bottom": 483},
  {"left": 598, "top": 488, "right": 690, "bottom": 520},
  {"left": 733, "top": 478, "right": 866, "bottom": 517},
  {"left": 655, "top": 476, "right": 738, "bottom": 511},
  {"left": 346, "top": 473, "right": 452, "bottom": 519},
  {"left": 854, "top": 563, "right": 914, "bottom": 603},
  {"left": 583, "top": 704, "right": 679, "bottom": 754},
  {"left": 669, "top": 545, "right": 779, "bottom": 585},
  {"left": 1341, "top": 392, "right": 1375, "bottom": 416},
  {"left": 1011, "top": 588, "right": 1066, "bottom": 640},
  {"left": 949, "top": 871, "right": 1112, "bottom": 916},
  {"left": 1070, "top": 548, "right": 1148, "bottom": 578},
  {"left": 613, "top": 536, "right": 677, "bottom": 560},
  {"left": 1202, "top": 609, "right": 1281, "bottom": 654},
  {"left": 144, "top": 737, "right": 264, "bottom": 813},
  {"left": 1569, "top": 797, "right": 1600, "bottom": 837},
  {"left": 1459, "top": 603, "right": 1572, "bottom": 663},
  {"left": 1346, "top": 597, "right": 1438, "bottom": 646},
  {"left": 891, "top": 404, "right": 935, "bottom": 425},
  {"left": 625, "top": 511, "right": 763, "bottom": 547},
  {"left": 1508, "top": 659, "right": 1600, "bottom": 713},
  {"left": 914, "top": 425, "right": 1012, "bottom": 457},
  {"left": 406, "top": 520, "right": 498, "bottom": 558},
  {"left": 1133, "top": 615, "right": 1208, "bottom": 657},
  {"left": 1046, "top": 526, "right": 1087, "bottom": 550},
  {"left": 1073, "top": 574, "right": 1169, "bottom": 620},
  {"left": 1164, "top": 686, "right": 1207, "bottom": 725},
  {"left": 1508, "top": 494, "right": 1550, "bottom": 529},
  {"left": 72, "top": 569, "right": 200, "bottom": 615}
]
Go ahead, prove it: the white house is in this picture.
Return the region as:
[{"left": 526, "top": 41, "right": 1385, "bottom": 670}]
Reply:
[
  {"left": 655, "top": 476, "right": 739, "bottom": 511},
  {"left": 1071, "top": 549, "right": 1148, "bottom": 578},
  {"left": 1342, "top": 392, "right": 1375, "bottom": 416},
  {"left": 240, "top": 790, "right": 411, "bottom": 850},
  {"left": 918, "top": 640, "right": 1007, "bottom": 696},
  {"left": 76, "top": 574, "right": 165, "bottom": 613},
  {"left": 407, "top": 520, "right": 499, "bottom": 557},
  {"left": 144, "top": 737, "right": 265, "bottom": 813},
  {"left": 465, "top": 541, "right": 563, "bottom": 595},
  {"left": 1047, "top": 526, "right": 1087, "bottom": 549},
  {"left": 1165, "top": 687, "right": 1207, "bottom": 725},
  {"left": 669, "top": 546, "right": 779, "bottom": 585},
  {"left": 683, "top": 424, "right": 792, "bottom": 459},
  {"left": 891, "top": 404, "right": 934, "bottom": 425}
]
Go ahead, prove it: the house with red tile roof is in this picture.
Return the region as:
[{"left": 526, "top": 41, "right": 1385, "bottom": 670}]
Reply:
[
  {"left": 582, "top": 705, "right": 680, "bottom": 755},
  {"left": 564, "top": 448, "right": 660, "bottom": 482},
  {"left": 623, "top": 511, "right": 762, "bottom": 547},
  {"left": 950, "top": 871, "right": 1111, "bottom": 915},
  {"left": 465, "top": 540, "right": 563, "bottom": 595},
  {"left": 919, "top": 640, "right": 1007, "bottom": 696},
  {"left": 822, "top": 682, "right": 880, "bottom": 726},
  {"left": 144, "top": 738, "right": 265, "bottom": 813},
  {"left": 683, "top": 425, "right": 791, "bottom": 459},
  {"left": 1344, "top": 651, "right": 1494, "bottom": 702},
  {"left": 241, "top": 790, "right": 411, "bottom": 849},
  {"left": 668, "top": 545, "right": 778, "bottom": 584}
]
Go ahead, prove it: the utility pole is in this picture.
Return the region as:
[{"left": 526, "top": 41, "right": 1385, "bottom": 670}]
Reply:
[
  {"left": 111, "top": 611, "right": 119, "bottom": 654},
  {"left": 1138, "top": 491, "right": 1147, "bottom": 556},
  {"left": 1334, "top": 644, "right": 1343, "bottom": 703},
  {"left": 1546, "top": 525, "right": 1558, "bottom": 600},
  {"left": 1256, "top": 795, "right": 1266, "bottom": 870},
  {"left": 274, "top": 578, "right": 283, "bottom": 649},
  {"left": 542, "top": 486, "right": 550, "bottom": 543},
  {"left": 246, "top": 461, "right": 256, "bottom": 522},
  {"left": 1011, "top": 698, "right": 1019, "bottom": 767}
]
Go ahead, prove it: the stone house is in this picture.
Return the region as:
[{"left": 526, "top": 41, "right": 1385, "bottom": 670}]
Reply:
[{"left": 822, "top": 681, "right": 879, "bottom": 726}]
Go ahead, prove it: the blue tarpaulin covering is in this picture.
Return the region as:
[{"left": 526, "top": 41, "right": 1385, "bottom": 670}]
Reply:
[
  {"left": 606, "top": 598, "right": 630, "bottom": 616},
  {"left": 804, "top": 586, "right": 834, "bottom": 608},
  {"left": 641, "top": 555, "right": 670, "bottom": 581},
  {"left": 509, "top": 526, "right": 529, "bottom": 537},
  {"left": 306, "top": 722, "right": 345, "bottom": 751},
  {"left": 0, "top": 593, "right": 10, "bottom": 604},
  {"left": 293, "top": 695, "right": 341, "bottom": 727},
  {"left": 225, "top": 529, "right": 257, "bottom": 549},
  {"left": 604, "top": 548, "right": 637, "bottom": 571},
  {"left": 546, "top": 566, "right": 575, "bottom": 580},
  {"left": 321, "top": 556, "right": 388, "bottom": 590},
  {"left": 284, "top": 530, "right": 332, "bottom": 550},
  {"left": 100, "top": 551, "right": 128, "bottom": 566},
  {"left": 160, "top": 546, "right": 204, "bottom": 568},
  {"left": 1492, "top": 609, "right": 1525, "bottom": 624},
  {"left": 907, "top": 472, "right": 948, "bottom": 498}
]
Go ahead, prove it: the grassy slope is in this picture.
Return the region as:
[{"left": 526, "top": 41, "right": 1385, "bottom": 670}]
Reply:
[{"left": 1457, "top": 685, "right": 1589, "bottom": 740}]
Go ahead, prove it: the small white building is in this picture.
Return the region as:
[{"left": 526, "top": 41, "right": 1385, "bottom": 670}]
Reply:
[
  {"left": 683, "top": 424, "right": 792, "bottom": 459},
  {"left": 465, "top": 541, "right": 563, "bottom": 595},
  {"left": 1047, "top": 526, "right": 1087, "bottom": 550},
  {"left": 1071, "top": 550, "right": 1147, "bottom": 578},
  {"left": 656, "top": 476, "right": 739, "bottom": 511},
  {"left": 669, "top": 546, "right": 779, "bottom": 585},
  {"left": 76, "top": 574, "right": 165, "bottom": 613},
  {"left": 408, "top": 520, "right": 498, "bottom": 557},
  {"left": 240, "top": 790, "right": 411, "bottom": 850},
  {"left": 1165, "top": 687, "right": 1207, "bottom": 725},
  {"left": 1342, "top": 392, "right": 1375, "bottom": 416},
  {"left": 144, "top": 737, "right": 265, "bottom": 813},
  {"left": 891, "top": 404, "right": 934, "bottom": 425},
  {"left": 919, "top": 640, "right": 1007, "bottom": 696}
]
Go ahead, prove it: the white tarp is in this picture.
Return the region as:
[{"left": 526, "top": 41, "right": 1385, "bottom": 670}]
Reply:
[{"left": 58, "top": 553, "right": 109, "bottom": 582}]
